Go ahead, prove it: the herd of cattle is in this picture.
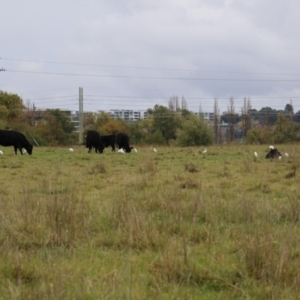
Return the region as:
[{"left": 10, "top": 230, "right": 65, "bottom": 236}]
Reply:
[
  {"left": 0, "top": 129, "right": 134, "bottom": 155},
  {"left": 85, "top": 131, "right": 133, "bottom": 153},
  {"left": 0, "top": 129, "right": 290, "bottom": 159}
]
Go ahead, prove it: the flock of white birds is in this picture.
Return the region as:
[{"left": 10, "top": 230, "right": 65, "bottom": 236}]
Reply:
[
  {"left": 253, "top": 145, "right": 289, "bottom": 160},
  {"left": 0, "top": 146, "right": 290, "bottom": 159},
  {"left": 68, "top": 147, "right": 154, "bottom": 154}
]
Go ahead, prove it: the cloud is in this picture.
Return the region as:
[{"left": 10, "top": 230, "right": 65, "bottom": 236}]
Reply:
[{"left": 1, "top": 0, "right": 300, "bottom": 113}]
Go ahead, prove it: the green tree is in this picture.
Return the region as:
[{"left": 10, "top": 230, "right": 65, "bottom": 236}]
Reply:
[
  {"left": 274, "top": 113, "right": 300, "bottom": 143},
  {"left": 176, "top": 114, "right": 213, "bottom": 147},
  {"left": 0, "top": 91, "right": 25, "bottom": 126},
  {"left": 34, "top": 109, "right": 74, "bottom": 145},
  {"left": 149, "top": 105, "right": 180, "bottom": 143}
]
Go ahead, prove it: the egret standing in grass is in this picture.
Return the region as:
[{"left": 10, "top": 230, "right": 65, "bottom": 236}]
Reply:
[
  {"left": 69, "top": 148, "right": 74, "bottom": 152},
  {"left": 254, "top": 151, "right": 258, "bottom": 158},
  {"left": 285, "top": 152, "right": 289, "bottom": 157},
  {"left": 153, "top": 148, "right": 157, "bottom": 153},
  {"left": 0, "top": 150, "right": 3, "bottom": 155},
  {"left": 118, "top": 148, "right": 125, "bottom": 154},
  {"left": 134, "top": 148, "right": 138, "bottom": 153}
]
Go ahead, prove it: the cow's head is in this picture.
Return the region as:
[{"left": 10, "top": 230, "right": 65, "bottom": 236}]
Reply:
[
  {"left": 125, "top": 147, "right": 133, "bottom": 153},
  {"left": 26, "top": 144, "right": 33, "bottom": 155},
  {"left": 98, "top": 145, "right": 105, "bottom": 154}
]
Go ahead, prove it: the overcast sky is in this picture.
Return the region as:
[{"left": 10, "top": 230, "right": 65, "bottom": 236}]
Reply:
[{"left": 1, "top": 0, "right": 300, "bottom": 114}]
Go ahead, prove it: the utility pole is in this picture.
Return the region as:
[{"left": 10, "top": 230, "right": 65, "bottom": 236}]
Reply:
[
  {"left": 32, "top": 102, "right": 36, "bottom": 126},
  {"left": 79, "top": 87, "right": 83, "bottom": 144}
]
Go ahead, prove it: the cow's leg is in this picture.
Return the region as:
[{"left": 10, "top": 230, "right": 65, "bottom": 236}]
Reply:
[{"left": 14, "top": 146, "right": 18, "bottom": 155}]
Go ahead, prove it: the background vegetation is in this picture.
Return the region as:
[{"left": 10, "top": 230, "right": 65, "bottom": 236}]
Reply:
[{"left": 2, "top": 90, "right": 300, "bottom": 148}]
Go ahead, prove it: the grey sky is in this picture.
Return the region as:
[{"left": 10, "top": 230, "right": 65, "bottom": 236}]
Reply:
[{"left": 1, "top": 0, "right": 300, "bottom": 114}]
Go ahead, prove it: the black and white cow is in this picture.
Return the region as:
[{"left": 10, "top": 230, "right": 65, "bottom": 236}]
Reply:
[
  {"left": 116, "top": 133, "right": 133, "bottom": 153},
  {"left": 101, "top": 135, "right": 116, "bottom": 152},
  {"left": 0, "top": 130, "right": 33, "bottom": 155},
  {"left": 86, "top": 130, "right": 104, "bottom": 153},
  {"left": 266, "top": 148, "right": 282, "bottom": 159}
]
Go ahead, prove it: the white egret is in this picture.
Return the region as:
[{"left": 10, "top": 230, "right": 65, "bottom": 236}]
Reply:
[
  {"left": 0, "top": 150, "right": 3, "bottom": 155},
  {"left": 285, "top": 153, "right": 289, "bottom": 157},
  {"left": 153, "top": 148, "right": 157, "bottom": 152},
  {"left": 69, "top": 148, "right": 74, "bottom": 152},
  {"left": 202, "top": 149, "right": 207, "bottom": 154},
  {"left": 278, "top": 156, "right": 282, "bottom": 161},
  {"left": 254, "top": 151, "right": 258, "bottom": 158},
  {"left": 134, "top": 148, "right": 138, "bottom": 153},
  {"left": 118, "top": 148, "right": 125, "bottom": 154}
]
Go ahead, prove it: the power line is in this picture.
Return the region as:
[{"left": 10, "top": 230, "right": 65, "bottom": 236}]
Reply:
[
  {"left": 5, "top": 69, "right": 300, "bottom": 82},
  {"left": 2, "top": 57, "right": 300, "bottom": 76}
]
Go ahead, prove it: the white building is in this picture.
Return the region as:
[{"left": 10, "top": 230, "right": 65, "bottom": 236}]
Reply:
[{"left": 107, "top": 109, "right": 148, "bottom": 121}]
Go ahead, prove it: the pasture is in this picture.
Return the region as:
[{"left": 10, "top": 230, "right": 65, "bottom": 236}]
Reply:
[{"left": 0, "top": 144, "right": 299, "bottom": 299}]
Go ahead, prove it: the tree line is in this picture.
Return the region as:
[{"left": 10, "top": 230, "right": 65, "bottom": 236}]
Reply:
[{"left": 1, "top": 90, "right": 300, "bottom": 147}]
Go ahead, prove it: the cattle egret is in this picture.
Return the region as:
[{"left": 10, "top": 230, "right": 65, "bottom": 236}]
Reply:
[
  {"left": 254, "top": 151, "right": 258, "bottom": 158},
  {"left": 285, "top": 152, "right": 289, "bottom": 157},
  {"left": 202, "top": 149, "right": 207, "bottom": 154},
  {"left": 269, "top": 145, "right": 274, "bottom": 150},
  {"left": 134, "top": 148, "right": 138, "bottom": 153},
  {"left": 153, "top": 148, "right": 157, "bottom": 152},
  {"left": 69, "top": 148, "right": 74, "bottom": 152},
  {"left": 118, "top": 148, "right": 125, "bottom": 154},
  {"left": 0, "top": 150, "right": 3, "bottom": 155},
  {"left": 278, "top": 156, "right": 282, "bottom": 161}
]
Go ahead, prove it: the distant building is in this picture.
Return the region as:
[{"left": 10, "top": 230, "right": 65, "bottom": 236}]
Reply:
[
  {"left": 107, "top": 109, "right": 148, "bottom": 121},
  {"left": 196, "top": 112, "right": 215, "bottom": 122}
]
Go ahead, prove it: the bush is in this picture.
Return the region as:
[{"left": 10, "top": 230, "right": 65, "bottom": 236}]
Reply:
[{"left": 176, "top": 115, "right": 213, "bottom": 147}]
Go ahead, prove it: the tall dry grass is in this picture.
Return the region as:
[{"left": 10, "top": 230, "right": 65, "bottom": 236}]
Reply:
[{"left": 0, "top": 145, "right": 299, "bottom": 299}]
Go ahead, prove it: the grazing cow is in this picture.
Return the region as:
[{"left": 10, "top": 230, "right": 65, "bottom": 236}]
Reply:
[
  {"left": 116, "top": 133, "right": 133, "bottom": 153},
  {"left": 86, "top": 130, "right": 104, "bottom": 154},
  {"left": 101, "top": 135, "right": 116, "bottom": 152},
  {"left": 266, "top": 148, "right": 282, "bottom": 159},
  {"left": 0, "top": 130, "right": 33, "bottom": 155}
]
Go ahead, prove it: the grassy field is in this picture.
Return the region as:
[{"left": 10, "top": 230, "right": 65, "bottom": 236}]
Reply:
[{"left": 0, "top": 144, "right": 300, "bottom": 299}]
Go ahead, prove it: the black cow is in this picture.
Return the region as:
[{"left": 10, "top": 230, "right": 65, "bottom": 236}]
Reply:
[
  {"left": 101, "top": 135, "right": 116, "bottom": 152},
  {"left": 116, "top": 133, "right": 133, "bottom": 153},
  {"left": 0, "top": 130, "right": 33, "bottom": 155},
  {"left": 86, "top": 130, "right": 104, "bottom": 154},
  {"left": 266, "top": 148, "right": 282, "bottom": 159}
]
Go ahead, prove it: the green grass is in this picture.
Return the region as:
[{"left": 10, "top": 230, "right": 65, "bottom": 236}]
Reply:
[{"left": 0, "top": 144, "right": 299, "bottom": 299}]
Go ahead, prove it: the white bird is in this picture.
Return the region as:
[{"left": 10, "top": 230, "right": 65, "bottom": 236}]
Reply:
[
  {"left": 118, "top": 148, "right": 125, "bottom": 154},
  {"left": 278, "top": 156, "right": 282, "bottom": 161},
  {"left": 0, "top": 150, "right": 3, "bottom": 155},
  {"left": 269, "top": 145, "right": 274, "bottom": 150},
  {"left": 69, "top": 148, "right": 74, "bottom": 152},
  {"left": 202, "top": 149, "right": 207, "bottom": 154},
  {"left": 254, "top": 151, "right": 258, "bottom": 158},
  {"left": 134, "top": 148, "right": 138, "bottom": 153},
  {"left": 153, "top": 148, "right": 157, "bottom": 152},
  {"left": 23, "top": 149, "right": 27, "bottom": 154},
  {"left": 285, "top": 152, "right": 289, "bottom": 157}
]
